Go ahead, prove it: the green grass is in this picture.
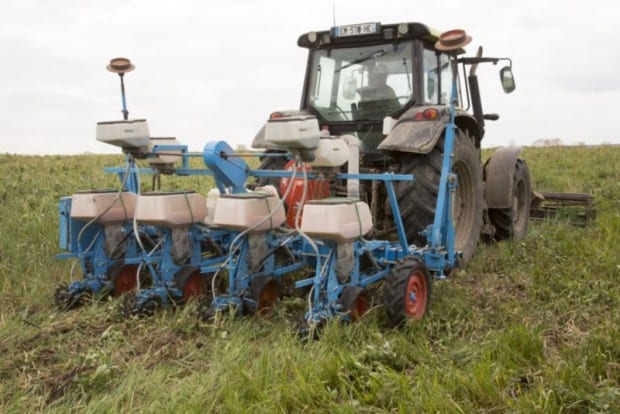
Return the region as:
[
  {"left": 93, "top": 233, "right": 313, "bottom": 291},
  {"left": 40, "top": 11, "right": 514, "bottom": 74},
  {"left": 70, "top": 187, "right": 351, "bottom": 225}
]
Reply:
[{"left": 1, "top": 146, "right": 619, "bottom": 412}]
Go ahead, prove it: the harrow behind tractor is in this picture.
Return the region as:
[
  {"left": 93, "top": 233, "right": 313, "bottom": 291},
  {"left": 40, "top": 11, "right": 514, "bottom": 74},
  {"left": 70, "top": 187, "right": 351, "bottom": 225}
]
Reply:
[{"left": 55, "top": 23, "right": 529, "bottom": 326}]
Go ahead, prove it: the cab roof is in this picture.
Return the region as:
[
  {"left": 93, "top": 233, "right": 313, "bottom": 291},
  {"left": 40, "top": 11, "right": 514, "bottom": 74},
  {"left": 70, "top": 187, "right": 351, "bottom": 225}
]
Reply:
[{"left": 297, "top": 22, "right": 465, "bottom": 53}]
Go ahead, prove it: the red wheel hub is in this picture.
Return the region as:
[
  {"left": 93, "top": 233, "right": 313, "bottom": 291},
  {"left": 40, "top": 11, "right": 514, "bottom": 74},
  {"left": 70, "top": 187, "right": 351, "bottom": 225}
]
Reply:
[
  {"left": 405, "top": 271, "right": 428, "bottom": 319},
  {"left": 256, "top": 281, "right": 280, "bottom": 314},
  {"left": 351, "top": 295, "right": 369, "bottom": 321},
  {"left": 182, "top": 272, "right": 207, "bottom": 302},
  {"left": 113, "top": 265, "right": 139, "bottom": 296}
]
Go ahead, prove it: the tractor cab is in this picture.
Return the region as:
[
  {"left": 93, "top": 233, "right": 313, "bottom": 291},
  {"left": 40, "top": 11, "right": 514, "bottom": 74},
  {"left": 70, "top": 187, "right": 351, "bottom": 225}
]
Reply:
[
  {"left": 298, "top": 22, "right": 461, "bottom": 154},
  {"left": 249, "top": 22, "right": 523, "bottom": 266}
]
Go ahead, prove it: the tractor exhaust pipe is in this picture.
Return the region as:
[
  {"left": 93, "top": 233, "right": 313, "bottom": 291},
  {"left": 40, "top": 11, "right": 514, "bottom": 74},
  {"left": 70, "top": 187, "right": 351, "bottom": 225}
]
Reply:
[{"left": 468, "top": 46, "right": 485, "bottom": 131}]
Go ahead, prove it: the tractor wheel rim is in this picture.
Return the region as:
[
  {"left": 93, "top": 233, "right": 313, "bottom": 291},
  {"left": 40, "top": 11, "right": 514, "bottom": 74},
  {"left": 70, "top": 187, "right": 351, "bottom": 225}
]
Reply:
[
  {"left": 405, "top": 271, "right": 427, "bottom": 319},
  {"left": 114, "top": 266, "right": 138, "bottom": 296},
  {"left": 183, "top": 273, "right": 206, "bottom": 302},
  {"left": 452, "top": 161, "right": 473, "bottom": 250}
]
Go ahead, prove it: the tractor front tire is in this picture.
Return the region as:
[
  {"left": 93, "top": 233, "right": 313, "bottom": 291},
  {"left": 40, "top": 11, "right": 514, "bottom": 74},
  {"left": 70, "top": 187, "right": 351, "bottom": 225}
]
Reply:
[{"left": 396, "top": 129, "right": 483, "bottom": 264}]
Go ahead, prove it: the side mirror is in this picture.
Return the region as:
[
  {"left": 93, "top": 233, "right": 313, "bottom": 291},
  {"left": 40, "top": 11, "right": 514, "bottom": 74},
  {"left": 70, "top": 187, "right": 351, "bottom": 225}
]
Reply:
[
  {"left": 500, "top": 66, "right": 516, "bottom": 94},
  {"left": 342, "top": 76, "right": 358, "bottom": 100}
]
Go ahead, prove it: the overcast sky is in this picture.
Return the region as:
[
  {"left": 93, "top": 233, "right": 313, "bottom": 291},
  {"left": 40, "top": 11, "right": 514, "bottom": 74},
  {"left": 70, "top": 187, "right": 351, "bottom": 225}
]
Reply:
[{"left": 1, "top": 0, "right": 619, "bottom": 154}]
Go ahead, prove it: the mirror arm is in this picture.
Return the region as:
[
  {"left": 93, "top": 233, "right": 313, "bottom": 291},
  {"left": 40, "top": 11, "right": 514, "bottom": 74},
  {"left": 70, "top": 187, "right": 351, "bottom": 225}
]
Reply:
[{"left": 458, "top": 57, "right": 512, "bottom": 67}]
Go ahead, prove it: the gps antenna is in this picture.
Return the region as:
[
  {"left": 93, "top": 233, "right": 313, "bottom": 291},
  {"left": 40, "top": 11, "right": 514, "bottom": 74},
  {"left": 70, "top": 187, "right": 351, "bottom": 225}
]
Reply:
[{"left": 106, "top": 57, "right": 135, "bottom": 120}]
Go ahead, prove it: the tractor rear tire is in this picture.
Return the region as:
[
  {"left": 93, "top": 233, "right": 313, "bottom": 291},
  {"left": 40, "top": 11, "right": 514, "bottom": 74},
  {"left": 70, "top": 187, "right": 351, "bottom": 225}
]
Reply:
[
  {"left": 383, "top": 258, "right": 431, "bottom": 326},
  {"left": 396, "top": 129, "right": 483, "bottom": 264},
  {"left": 488, "top": 158, "right": 531, "bottom": 241}
]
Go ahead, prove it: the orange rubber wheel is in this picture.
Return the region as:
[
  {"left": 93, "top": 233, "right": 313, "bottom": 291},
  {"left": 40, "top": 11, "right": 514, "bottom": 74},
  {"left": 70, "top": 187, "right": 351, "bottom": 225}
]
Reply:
[{"left": 384, "top": 258, "right": 432, "bottom": 326}]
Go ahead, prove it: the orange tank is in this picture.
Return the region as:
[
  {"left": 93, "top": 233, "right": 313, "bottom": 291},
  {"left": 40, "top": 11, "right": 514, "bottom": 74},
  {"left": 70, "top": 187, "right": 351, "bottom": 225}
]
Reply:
[{"left": 279, "top": 160, "right": 330, "bottom": 228}]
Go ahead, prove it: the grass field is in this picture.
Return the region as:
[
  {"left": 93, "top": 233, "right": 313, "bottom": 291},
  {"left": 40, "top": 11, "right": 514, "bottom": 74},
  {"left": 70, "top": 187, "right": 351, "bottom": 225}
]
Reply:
[{"left": 0, "top": 146, "right": 619, "bottom": 413}]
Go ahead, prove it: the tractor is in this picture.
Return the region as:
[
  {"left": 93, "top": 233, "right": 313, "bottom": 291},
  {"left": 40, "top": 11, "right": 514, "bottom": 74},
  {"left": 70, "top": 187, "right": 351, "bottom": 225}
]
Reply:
[
  {"left": 55, "top": 23, "right": 533, "bottom": 327},
  {"left": 252, "top": 22, "right": 532, "bottom": 265}
]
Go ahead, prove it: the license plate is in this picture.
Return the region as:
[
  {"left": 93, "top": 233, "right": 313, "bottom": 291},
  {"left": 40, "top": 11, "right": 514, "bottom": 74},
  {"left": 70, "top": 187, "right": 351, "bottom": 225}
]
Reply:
[{"left": 333, "top": 22, "right": 379, "bottom": 37}]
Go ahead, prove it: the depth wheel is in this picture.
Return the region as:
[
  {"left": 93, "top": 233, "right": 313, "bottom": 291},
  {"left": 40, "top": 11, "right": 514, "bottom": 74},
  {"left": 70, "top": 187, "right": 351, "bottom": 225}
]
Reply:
[
  {"left": 54, "top": 283, "right": 73, "bottom": 310},
  {"left": 141, "top": 296, "right": 161, "bottom": 316},
  {"left": 396, "top": 129, "right": 482, "bottom": 264},
  {"left": 383, "top": 258, "right": 432, "bottom": 326},
  {"left": 247, "top": 276, "right": 281, "bottom": 315},
  {"left": 339, "top": 286, "right": 369, "bottom": 321},
  {"left": 54, "top": 283, "right": 91, "bottom": 310},
  {"left": 109, "top": 264, "right": 141, "bottom": 297},
  {"left": 123, "top": 292, "right": 161, "bottom": 317},
  {"left": 487, "top": 158, "right": 532, "bottom": 241},
  {"left": 174, "top": 267, "right": 210, "bottom": 304}
]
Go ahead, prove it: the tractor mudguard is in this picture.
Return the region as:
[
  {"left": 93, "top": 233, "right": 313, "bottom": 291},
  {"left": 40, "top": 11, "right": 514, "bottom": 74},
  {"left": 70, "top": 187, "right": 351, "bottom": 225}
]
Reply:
[
  {"left": 484, "top": 146, "right": 523, "bottom": 209},
  {"left": 378, "top": 106, "right": 451, "bottom": 154},
  {"left": 251, "top": 109, "right": 313, "bottom": 149}
]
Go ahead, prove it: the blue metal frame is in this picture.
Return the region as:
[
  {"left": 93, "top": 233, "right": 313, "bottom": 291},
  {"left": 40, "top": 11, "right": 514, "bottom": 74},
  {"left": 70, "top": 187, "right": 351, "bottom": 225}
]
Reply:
[
  {"left": 57, "top": 196, "right": 141, "bottom": 299},
  {"left": 57, "top": 59, "right": 460, "bottom": 321},
  {"left": 426, "top": 68, "right": 459, "bottom": 275},
  {"left": 126, "top": 224, "right": 232, "bottom": 312}
]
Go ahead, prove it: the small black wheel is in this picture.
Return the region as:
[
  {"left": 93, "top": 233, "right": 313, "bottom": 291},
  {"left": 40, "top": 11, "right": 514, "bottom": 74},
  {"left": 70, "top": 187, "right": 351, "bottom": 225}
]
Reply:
[
  {"left": 54, "top": 283, "right": 91, "bottom": 310},
  {"left": 488, "top": 159, "right": 532, "bottom": 241},
  {"left": 124, "top": 292, "right": 161, "bottom": 317},
  {"left": 123, "top": 291, "right": 139, "bottom": 316},
  {"left": 383, "top": 258, "right": 432, "bottom": 326},
  {"left": 174, "top": 267, "right": 210, "bottom": 305},
  {"left": 196, "top": 295, "right": 217, "bottom": 322},
  {"left": 54, "top": 284, "right": 74, "bottom": 310},
  {"left": 140, "top": 296, "right": 161, "bottom": 316},
  {"left": 246, "top": 275, "right": 281, "bottom": 315},
  {"left": 338, "top": 286, "right": 369, "bottom": 321},
  {"left": 54, "top": 283, "right": 72, "bottom": 310}
]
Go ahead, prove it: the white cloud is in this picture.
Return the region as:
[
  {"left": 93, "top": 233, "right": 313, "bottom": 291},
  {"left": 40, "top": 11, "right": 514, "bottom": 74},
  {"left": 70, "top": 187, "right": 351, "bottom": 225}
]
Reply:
[{"left": 0, "top": 0, "right": 619, "bottom": 154}]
